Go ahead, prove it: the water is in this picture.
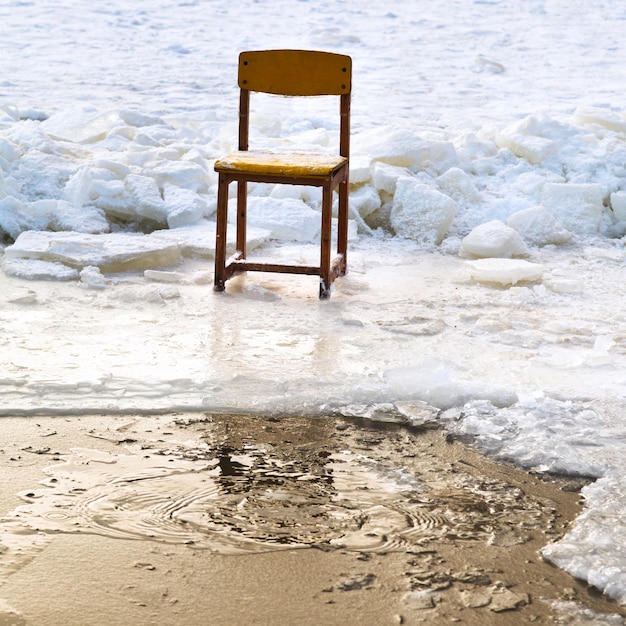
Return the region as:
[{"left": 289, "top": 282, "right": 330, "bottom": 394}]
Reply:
[{"left": 0, "top": 414, "right": 558, "bottom": 567}]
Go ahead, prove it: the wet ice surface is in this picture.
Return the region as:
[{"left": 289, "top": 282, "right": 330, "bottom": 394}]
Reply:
[{"left": 1, "top": 0, "right": 626, "bottom": 610}]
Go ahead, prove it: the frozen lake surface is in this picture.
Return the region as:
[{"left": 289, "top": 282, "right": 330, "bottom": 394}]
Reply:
[{"left": 1, "top": 0, "right": 626, "bottom": 613}]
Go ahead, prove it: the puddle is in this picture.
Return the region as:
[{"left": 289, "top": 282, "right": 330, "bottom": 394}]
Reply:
[{"left": 0, "top": 415, "right": 552, "bottom": 578}]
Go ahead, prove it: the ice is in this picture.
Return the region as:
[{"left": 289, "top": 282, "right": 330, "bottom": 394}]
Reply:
[
  {"left": 347, "top": 184, "right": 381, "bottom": 221},
  {"left": 2, "top": 258, "right": 79, "bottom": 281},
  {"left": 541, "top": 183, "right": 606, "bottom": 236},
  {"left": 464, "top": 258, "right": 545, "bottom": 286},
  {"left": 124, "top": 174, "right": 168, "bottom": 224},
  {"left": 436, "top": 167, "right": 481, "bottom": 205},
  {"left": 163, "top": 183, "right": 208, "bottom": 228},
  {"left": 228, "top": 196, "right": 322, "bottom": 242},
  {"left": 573, "top": 106, "right": 626, "bottom": 133},
  {"left": 356, "top": 127, "right": 458, "bottom": 173},
  {"left": 610, "top": 191, "right": 626, "bottom": 222},
  {"left": 2, "top": 0, "right": 626, "bottom": 610},
  {"left": 5, "top": 231, "right": 182, "bottom": 273},
  {"left": 348, "top": 155, "right": 373, "bottom": 185},
  {"left": 390, "top": 177, "right": 456, "bottom": 244},
  {"left": 506, "top": 206, "right": 572, "bottom": 247},
  {"left": 543, "top": 474, "right": 626, "bottom": 604},
  {"left": 42, "top": 107, "right": 119, "bottom": 143},
  {"left": 495, "top": 118, "right": 559, "bottom": 165},
  {"left": 384, "top": 360, "right": 517, "bottom": 410},
  {"left": 150, "top": 221, "right": 270, "bottom": 258},
  {"left": 371, "top": 161, "right": 410, "bottom": 195},
  {"left": 79, "top": 266, "right": 106, "bottom": 290},
  {"left": 460, "top": 220, "right": 528, "bottom": 259}
]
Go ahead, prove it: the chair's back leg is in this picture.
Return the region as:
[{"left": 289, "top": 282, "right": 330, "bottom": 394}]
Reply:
[
  {"left": 214, "top": 174, "right": 230, "bottom": 291},
  {"left": 236, "top": 180, "right": 248, "bottom": 259},
  {"left": 319, "top": 180, "right": 333, "bottom": 299},
  {"left": 336, "top": 178, "right": 348, "bottom": 275}
]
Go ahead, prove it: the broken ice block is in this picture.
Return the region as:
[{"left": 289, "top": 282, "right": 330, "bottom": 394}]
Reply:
[
  {"left": 541, "top": 182, "right": 605, "bottom": 235},
  {"left": 390, "top": 177, "right": 456, "bottom": 244},
  {"left": 5, "top": 231, "right": 182, "bottom": 273},
  {"left": 461, "top": 220, "right": 528, "bottom": 258},
  {"left": 465, "top": 258, "right": 545, "bottom": 286}
]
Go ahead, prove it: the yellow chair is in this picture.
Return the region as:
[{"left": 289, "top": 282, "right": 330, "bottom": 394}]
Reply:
[{"left": 213, "top": 49, "right": 352, "bottom": 299}]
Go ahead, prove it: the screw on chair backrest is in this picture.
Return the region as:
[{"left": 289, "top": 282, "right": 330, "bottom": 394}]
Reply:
[{"left": 236, "top": 50, "right": 352, "bottom": 157}]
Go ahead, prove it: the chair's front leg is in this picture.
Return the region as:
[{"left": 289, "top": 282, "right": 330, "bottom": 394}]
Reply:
[
  {"left": 319, "top": 180, "right": 332, "bottom": 299},
  {"left": 214, "top": 174, "right": 229, "bottom": 292},
  {"left": 236, "top": 179, "right": 247, "bottom": 259}
]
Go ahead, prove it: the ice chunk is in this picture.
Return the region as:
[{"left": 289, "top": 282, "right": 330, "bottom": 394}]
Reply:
[
  {"left": 150, "top": 160, "right": 209, "bottom": 192},
  {"left": 5, "top": 231, "right": 182, "bottom": 273},
  {"left": 0, "top": 197, "right": 108, "bottom": 239},
  {"left": 0, "top": 196, "right": 45, "bottom": 239},
  {"left": 573, "top": 106, "right": 626, "bottom": 133},
  {"left": 496, "top": 129, "right": 557, "bottom": 164},
  {"left": 29, "top": 199, "right": 109, "bottom": 234},
  {"left": 349, "top": 154, "right": 373, "bottom": 184},
  {"left": 89, "top": 178, "right": 135, "bottom": 219},
  {"left": 118, "top": 109, "right": 166, "bottom": 128},
  {"left": 64, "top": 167, "right": 94, "bottom": 207},
  {"left": 371, "top": 162, "right": 411, "bottom": 195},
  {"left": 2, "top": 257, "right": 79, "bottom": 281},
  {"left": 610, "top": 191, "right": 626, "bottom": 222},
  {"left": 543, "top": 276, "right": 584, "bottom": 294},
  {"left": 495, "top": 116, "right": 560, "bottom": 165},
  {"left": 163, "top": 183, "right": 208, "bottom": 228},
  {"left": 390, "top": 177, "right": 456, "bottom": 244},
  {"left": 385, "top": 360, "right": 466, "bottom": 408},
  {"left": 461, "top": 220, "right": 528, "bottom": 258},
  {"left": 42, "top": 107, "right": 119, "bottom": 143},
  {"left": 355, "top": 127, "right": 458, "bottom": 172},
  {"left": 228, "top": 196, "right": 320, "bottom": 241},
  {"left": 150, "top": 220, "right": 271, "bottom": 258},
  {"left": 92, "top": 158, "right": 131, "bottom": 179},
  {"left": 125, "top": 174, "right": 167, "bottom": 224},
  {"left": 0, "top": 138, "right": 19, "bottom": 163},
  {"left": 269, "top": 184, "right": 304, "bottom": 200},
  {"left": 436, "top": 167, "right": 481, "bottom": 204},
  {"left": 144, "top": 269, "right": 186, "bottom": 283},
  {"left": 349, "top": 184, "right": 381, "bottom": 219},
  {"left": 465, "top": 258, "right": 545, "bottom": 286},
  {"left": 506, "top": 206, "right": 572, "bottom": 246},
  {"left": 511, "top": 171, "right": 565, "bottom": 197},
  {"left": 80, "top": 265, "right": 106, "bottom": 289},
  {"left": 474, "top": 55, "right": 506, "bottom": 74},
  {"left": 541, "top": 183, "right": 605, "bottom": 235},
  {"left": 384, "top": 359, "right": 517, "bottom": 409}
]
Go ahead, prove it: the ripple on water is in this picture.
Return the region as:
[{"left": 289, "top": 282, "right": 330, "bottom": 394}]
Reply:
[{"left": 0, "top": 435, "right": 548, "bottom": 565}]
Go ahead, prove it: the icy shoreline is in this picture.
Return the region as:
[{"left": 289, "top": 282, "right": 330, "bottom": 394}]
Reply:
[{"left": 2, "top": 0, "right": 626, "bottom": 610}]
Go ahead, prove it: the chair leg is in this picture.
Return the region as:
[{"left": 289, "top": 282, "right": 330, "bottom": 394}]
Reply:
[
  {"left": 236, "top": 180, "right": 247, "bottom": 258},
  {"left": 214, "top": 175, "right": 229, "bottom": 292},
  {"left": 337, "top": 178, "right": 348, "bottom": 276},
  {"left": 319, "top": 180, "right": 332, "bottom": 299}
]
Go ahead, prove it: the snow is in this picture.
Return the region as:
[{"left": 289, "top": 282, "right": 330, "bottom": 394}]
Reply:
[{"left": 1, "top": 0, "right": 626, "bottom": 609}]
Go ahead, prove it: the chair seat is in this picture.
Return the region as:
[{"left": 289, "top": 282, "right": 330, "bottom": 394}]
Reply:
[{"left": 214, "top": 150, "right": 348, "bottom": 178}]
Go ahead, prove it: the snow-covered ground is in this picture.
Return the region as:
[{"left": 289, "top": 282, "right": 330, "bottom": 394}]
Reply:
[{"left": 1, "top": 0, "right": 626, "bottom": 608}]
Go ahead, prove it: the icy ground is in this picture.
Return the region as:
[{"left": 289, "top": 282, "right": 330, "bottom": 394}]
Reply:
[{"left": 1, "top": 0, "right": 626, "bottom": 609}]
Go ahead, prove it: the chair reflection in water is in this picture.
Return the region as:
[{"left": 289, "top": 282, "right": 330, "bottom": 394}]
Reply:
[{"left": 213, "top": 49, "right": 352, "bottom": 299}]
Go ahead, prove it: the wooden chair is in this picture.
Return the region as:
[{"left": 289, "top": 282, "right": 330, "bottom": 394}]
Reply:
[{"left": 213, "top": 49, "right": 352, "bottom": 299}]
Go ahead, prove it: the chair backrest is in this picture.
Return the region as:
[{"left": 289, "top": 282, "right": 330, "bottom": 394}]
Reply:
[{"left": 237, "top": 49, "right": 351, "bottom": 157}]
